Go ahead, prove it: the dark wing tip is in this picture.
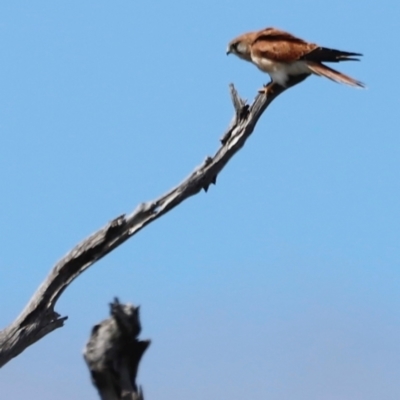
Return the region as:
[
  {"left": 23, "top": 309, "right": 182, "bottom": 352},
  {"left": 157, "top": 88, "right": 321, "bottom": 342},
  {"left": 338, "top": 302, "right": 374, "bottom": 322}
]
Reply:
[
  {"left": 341, "top": 57, "right": 361, "bottom": 62},
  {"left": 302, "top": 47, "right": 364, "bottom": 63},
  {"left": 342, "top": 51, "right": 363, "bottom": 60}
]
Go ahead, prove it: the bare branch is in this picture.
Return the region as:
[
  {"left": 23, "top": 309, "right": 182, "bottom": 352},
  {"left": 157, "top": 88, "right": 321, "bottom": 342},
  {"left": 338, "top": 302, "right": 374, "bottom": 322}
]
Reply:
[
  {"left": 0, "top": 78, "right": 307, "bottom": 368},
  {"left": 83, "top": 298, "right": 149, "bottom": 400}
]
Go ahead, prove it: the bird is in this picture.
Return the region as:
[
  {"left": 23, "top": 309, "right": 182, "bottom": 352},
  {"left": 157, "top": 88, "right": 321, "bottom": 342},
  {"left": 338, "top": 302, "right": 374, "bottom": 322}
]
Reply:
[{"left": 226, "top": 27, "right": 364, "bottom": 94}]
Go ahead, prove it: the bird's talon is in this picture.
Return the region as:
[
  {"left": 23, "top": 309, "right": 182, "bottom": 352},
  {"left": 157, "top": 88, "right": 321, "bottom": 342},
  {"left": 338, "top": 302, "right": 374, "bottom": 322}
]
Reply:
[{"left": 258, "top": 84, "right": 273, "bottom": 96}]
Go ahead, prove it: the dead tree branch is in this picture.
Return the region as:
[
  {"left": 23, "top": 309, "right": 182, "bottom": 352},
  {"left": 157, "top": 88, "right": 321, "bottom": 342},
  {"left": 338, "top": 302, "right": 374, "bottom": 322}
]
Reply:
[
  {"left": 0, "top": 77, "right": 307, "bottom": 368},
  {"left": 83, "top": 298, "right": 149, "bottom": 400}
]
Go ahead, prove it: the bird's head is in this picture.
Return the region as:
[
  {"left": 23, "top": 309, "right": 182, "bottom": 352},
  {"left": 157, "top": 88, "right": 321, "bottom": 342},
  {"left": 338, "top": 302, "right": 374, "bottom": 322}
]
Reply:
[{"left": 226, "top": 32, "right": 257, "bottom": 62}]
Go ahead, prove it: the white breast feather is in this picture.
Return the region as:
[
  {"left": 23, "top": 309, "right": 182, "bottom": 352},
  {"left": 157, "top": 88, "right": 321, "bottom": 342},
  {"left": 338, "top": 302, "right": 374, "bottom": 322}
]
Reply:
[{"left": 251, "top": 56, "right": 310, "bottom": 86}]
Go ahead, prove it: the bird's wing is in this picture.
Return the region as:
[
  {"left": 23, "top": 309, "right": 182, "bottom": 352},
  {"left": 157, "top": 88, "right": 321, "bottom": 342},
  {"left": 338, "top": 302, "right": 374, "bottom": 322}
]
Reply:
[
  {"left": 251, "top": 28, "right": 318, "bottom": 62},
  {"left": 251, "top": 27, "right": 362, "bottom": 63}
]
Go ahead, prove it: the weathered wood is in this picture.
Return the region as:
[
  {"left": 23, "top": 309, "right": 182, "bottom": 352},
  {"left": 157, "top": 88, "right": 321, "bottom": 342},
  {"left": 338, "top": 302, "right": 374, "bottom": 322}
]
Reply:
[
  {"left": 0, "top": 80, "right": 305, "bottom": 368},
  {"left": 83, "top": 298, "right": 149, "bottom": 400}
]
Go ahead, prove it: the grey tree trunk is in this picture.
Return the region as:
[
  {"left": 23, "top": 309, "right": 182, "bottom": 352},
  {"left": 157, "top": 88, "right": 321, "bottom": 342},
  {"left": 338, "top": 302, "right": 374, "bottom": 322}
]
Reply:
[{"left": 84, "top": 298, "right": 149, "bottom": 400}]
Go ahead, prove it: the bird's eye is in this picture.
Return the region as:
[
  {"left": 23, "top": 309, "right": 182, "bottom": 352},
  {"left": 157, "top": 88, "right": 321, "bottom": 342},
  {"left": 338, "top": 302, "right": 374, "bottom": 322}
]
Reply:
[{"left": 231, "top": 43, "right": 238, "bottom": 53}]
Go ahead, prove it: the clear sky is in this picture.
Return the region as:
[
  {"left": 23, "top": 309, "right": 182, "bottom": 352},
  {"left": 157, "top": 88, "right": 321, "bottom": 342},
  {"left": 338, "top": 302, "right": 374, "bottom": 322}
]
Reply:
[{"left": 0, "top": 1, "right": 399, "bottom": 399}]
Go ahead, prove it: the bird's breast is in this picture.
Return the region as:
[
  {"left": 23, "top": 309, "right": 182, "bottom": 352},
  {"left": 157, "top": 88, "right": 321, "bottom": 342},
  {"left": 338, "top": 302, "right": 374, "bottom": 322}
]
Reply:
[
  {"left": 250, "top": 57, "right": 311, "bottom": 86},
  {"left": 251, "top": 56, "right": 281, "bottom": 73}
]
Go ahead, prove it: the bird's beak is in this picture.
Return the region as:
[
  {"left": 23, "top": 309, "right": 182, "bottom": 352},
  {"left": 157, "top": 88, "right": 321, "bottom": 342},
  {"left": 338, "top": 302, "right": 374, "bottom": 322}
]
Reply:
[{"left": 226, "top": 47, "right": 231, "bottom": 55}]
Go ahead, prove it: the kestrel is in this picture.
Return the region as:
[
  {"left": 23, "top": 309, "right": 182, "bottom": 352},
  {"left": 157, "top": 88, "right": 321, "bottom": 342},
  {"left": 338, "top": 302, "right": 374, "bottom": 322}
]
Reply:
[{"left": 227, "top": 27, "right": 364, "bottom": 93}]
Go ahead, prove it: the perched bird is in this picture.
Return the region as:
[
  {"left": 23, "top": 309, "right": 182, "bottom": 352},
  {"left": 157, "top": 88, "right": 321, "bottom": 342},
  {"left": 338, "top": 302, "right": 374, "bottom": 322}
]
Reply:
[{"left": 227, "top": 27, "right": 364, "bottom": 93}]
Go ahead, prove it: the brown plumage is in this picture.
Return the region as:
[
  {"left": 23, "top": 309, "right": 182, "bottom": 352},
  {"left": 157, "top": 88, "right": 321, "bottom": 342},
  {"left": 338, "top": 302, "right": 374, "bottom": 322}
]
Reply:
[{"left": 227, "top": 27, "right": 364, "bottom": 90}]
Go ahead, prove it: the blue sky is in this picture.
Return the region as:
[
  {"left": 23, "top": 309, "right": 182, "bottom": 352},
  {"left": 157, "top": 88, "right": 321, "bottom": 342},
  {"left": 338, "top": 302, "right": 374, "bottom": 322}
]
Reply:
[{"left": 0, "top": 1, "right": 399, "bottom": 399}]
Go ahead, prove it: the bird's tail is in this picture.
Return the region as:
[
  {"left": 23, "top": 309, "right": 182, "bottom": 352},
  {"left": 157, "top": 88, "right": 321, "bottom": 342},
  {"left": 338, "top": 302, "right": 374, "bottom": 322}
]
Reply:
[{"left": 307, "top": 62, "right": 365, "bottom": 88}]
